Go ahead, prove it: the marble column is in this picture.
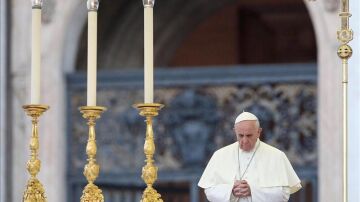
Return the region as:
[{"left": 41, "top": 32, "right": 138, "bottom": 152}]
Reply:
[{"left": 305, "top": 1, "right": 342, "bottom": 202}]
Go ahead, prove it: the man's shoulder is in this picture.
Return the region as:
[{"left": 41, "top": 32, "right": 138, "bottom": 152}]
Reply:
[
  {"left": 211, "top": 141, "right": 287, "bottom": 159},
  {"left": 213, "top": 142, "right": 238, "bottom": 156},
  {"left": 259, "top": 141, "right": 286, "bottom": 157}
]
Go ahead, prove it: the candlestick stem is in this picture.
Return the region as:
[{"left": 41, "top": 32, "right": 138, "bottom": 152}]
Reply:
[
  {"left": 22, "top": 104, "right": 49, "bottom": 202},
  {"left": 79, "top": 106, "right": 106, "bottom": 202},
  {"left": 133, "top": 103, "right": 164, "bottom": 202}
]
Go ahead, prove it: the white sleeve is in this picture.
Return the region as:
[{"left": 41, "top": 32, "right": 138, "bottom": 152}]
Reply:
[
  {"left": 249, "top": 184, "right": 290, "bottom": 202},
  {"left": 205, "top": 184, "right": 237, "bottom": 202}
]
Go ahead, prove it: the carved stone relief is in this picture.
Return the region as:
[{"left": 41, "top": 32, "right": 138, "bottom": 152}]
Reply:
[{"left": 69, "top": 81, "right": 317, "bottom": 175}]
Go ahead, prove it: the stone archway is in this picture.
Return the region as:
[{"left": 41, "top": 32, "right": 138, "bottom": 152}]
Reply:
[{"left": 63, "top": 0, "right": 340, "bottom": 201}]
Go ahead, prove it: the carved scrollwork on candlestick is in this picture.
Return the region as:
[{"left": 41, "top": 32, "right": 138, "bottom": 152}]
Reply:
[
  {"left": 133, "top": 103, "right": 164, "bottom": 202},
  {"left": 22, "top": 104, "right": 49, "bottom": 202},
  {"left": 79, "top": 106, "right": 106, "bottom": 202}
]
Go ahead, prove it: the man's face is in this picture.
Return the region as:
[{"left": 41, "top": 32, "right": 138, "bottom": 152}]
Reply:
[{"left": 234, "top": 120, "right": 261, "bottom": 152}]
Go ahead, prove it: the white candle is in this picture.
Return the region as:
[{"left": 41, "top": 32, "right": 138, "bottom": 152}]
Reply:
[
  {"left": 87, "top": 11, "right": 97, "bottom": 106},
  {"left": 144, "top": 7, "right": 154, "bottom": 103},
  {"left": 31, "top": 8, "right": 41, "bottom": 104}
]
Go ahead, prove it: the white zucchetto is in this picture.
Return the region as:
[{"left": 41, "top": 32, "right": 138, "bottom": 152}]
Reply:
[{"left": 234, "top": 111, "right": 258, "bottom": 124}]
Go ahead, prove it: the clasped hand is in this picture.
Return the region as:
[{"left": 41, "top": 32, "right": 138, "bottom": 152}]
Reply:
[{"left": 232, "top": 180, "right": 251, "bottom": 198}]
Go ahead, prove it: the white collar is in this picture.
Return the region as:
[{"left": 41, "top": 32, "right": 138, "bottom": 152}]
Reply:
[{"left": 239, "top": 138, "right": 260, "bottom": 154}]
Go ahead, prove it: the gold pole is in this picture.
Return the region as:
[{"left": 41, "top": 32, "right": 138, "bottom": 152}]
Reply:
[
  {"left": 133, "top": 103, "right": 164, "bottom": 202},
  {"left": 22, "top": 104, "right": 49, "bottom": 202},
  {"left": 79, "top": 106, "right": 107, "bottom": 202},
  {"left": 337, "top": 0, "right": 353, "bottom": 201}
]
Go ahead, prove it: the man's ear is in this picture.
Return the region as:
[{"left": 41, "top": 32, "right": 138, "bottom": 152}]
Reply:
[
  {"left": 233, "top": 128, "right": 237, "bottom": 138},
  {"left": 258, "top": 127, "right": 262, "bottom": 135}
]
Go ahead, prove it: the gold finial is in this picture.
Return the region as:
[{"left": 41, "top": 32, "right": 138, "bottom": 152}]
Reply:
[{"left": 337, "top": 44, "right": 353, "bottom": 60}]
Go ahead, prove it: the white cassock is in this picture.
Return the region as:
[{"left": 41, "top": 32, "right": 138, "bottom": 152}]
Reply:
[{"left": 198, "top": 139, "right": 301, "bottom": 202}]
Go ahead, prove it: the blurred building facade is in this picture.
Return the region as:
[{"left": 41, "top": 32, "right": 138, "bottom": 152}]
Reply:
[{"left": 1, "top": 0, "right": 360, "bottom": 202}]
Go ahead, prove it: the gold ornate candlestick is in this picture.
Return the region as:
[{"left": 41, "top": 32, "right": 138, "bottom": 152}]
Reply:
[
  {"left": 337, "top": 0, "right": 353, "bottom": 201},
  {"left": 79, "top": 106, "right": 106, "bottom": 202},
  {"left": 22, "top": 104, "right": 49, "bottom": 202},
  {"left": 133, "top": 103, "right": 164, "bottom": 202}
]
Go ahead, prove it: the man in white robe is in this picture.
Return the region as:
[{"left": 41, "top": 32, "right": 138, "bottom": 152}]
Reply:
[{"left": 198, "top": 112, "right": 302, "bottom": 202}]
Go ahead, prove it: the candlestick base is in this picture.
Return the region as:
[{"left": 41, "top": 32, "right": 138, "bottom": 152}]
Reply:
[
  {"left": 79, "top": 106, "right": 106, "bottom": 202},
  {"left": 81, "top": 183, "right": 104, "bottom": 202},
  {"left": 133, "top": 103, "right": 164, "bottom": 202},
  {"left": 23, "top": 178, "right": 46, "bottom": 202},
  {"left": 22, "top": 104, "right": 49, "bottom": 202}
]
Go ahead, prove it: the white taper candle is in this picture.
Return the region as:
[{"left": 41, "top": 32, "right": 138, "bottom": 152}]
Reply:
[
  {"left": 87, "top": 11, "right": 97, "bottom": 106},
  {"left": 144, "top": 7, "right": 154, "bottom": 103},
  {"left": 31, "top": 8, "right": 41, "bottom": 104}
]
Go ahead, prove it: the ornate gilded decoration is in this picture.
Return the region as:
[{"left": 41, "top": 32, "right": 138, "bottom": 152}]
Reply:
[
  {"left": 70, "top": 82, "right": 317, "bottom": 172},
  {"left": 337, "top": 44, "right": 353, "bottom": 60},
  {"left": 337, "top": 0, "right": 353, "bottom": 46},
  {"left": 134, "top": 103, "right": 164, "bottom": 202},
  {"left": 337, "top": 29, "right": 353, "bottom": 44},
  {"left": 22, "top": 104, "right": 49, "bottom": 202},
  {"left": 79, "top": 106, "right": 106, "bottom": 202}
]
